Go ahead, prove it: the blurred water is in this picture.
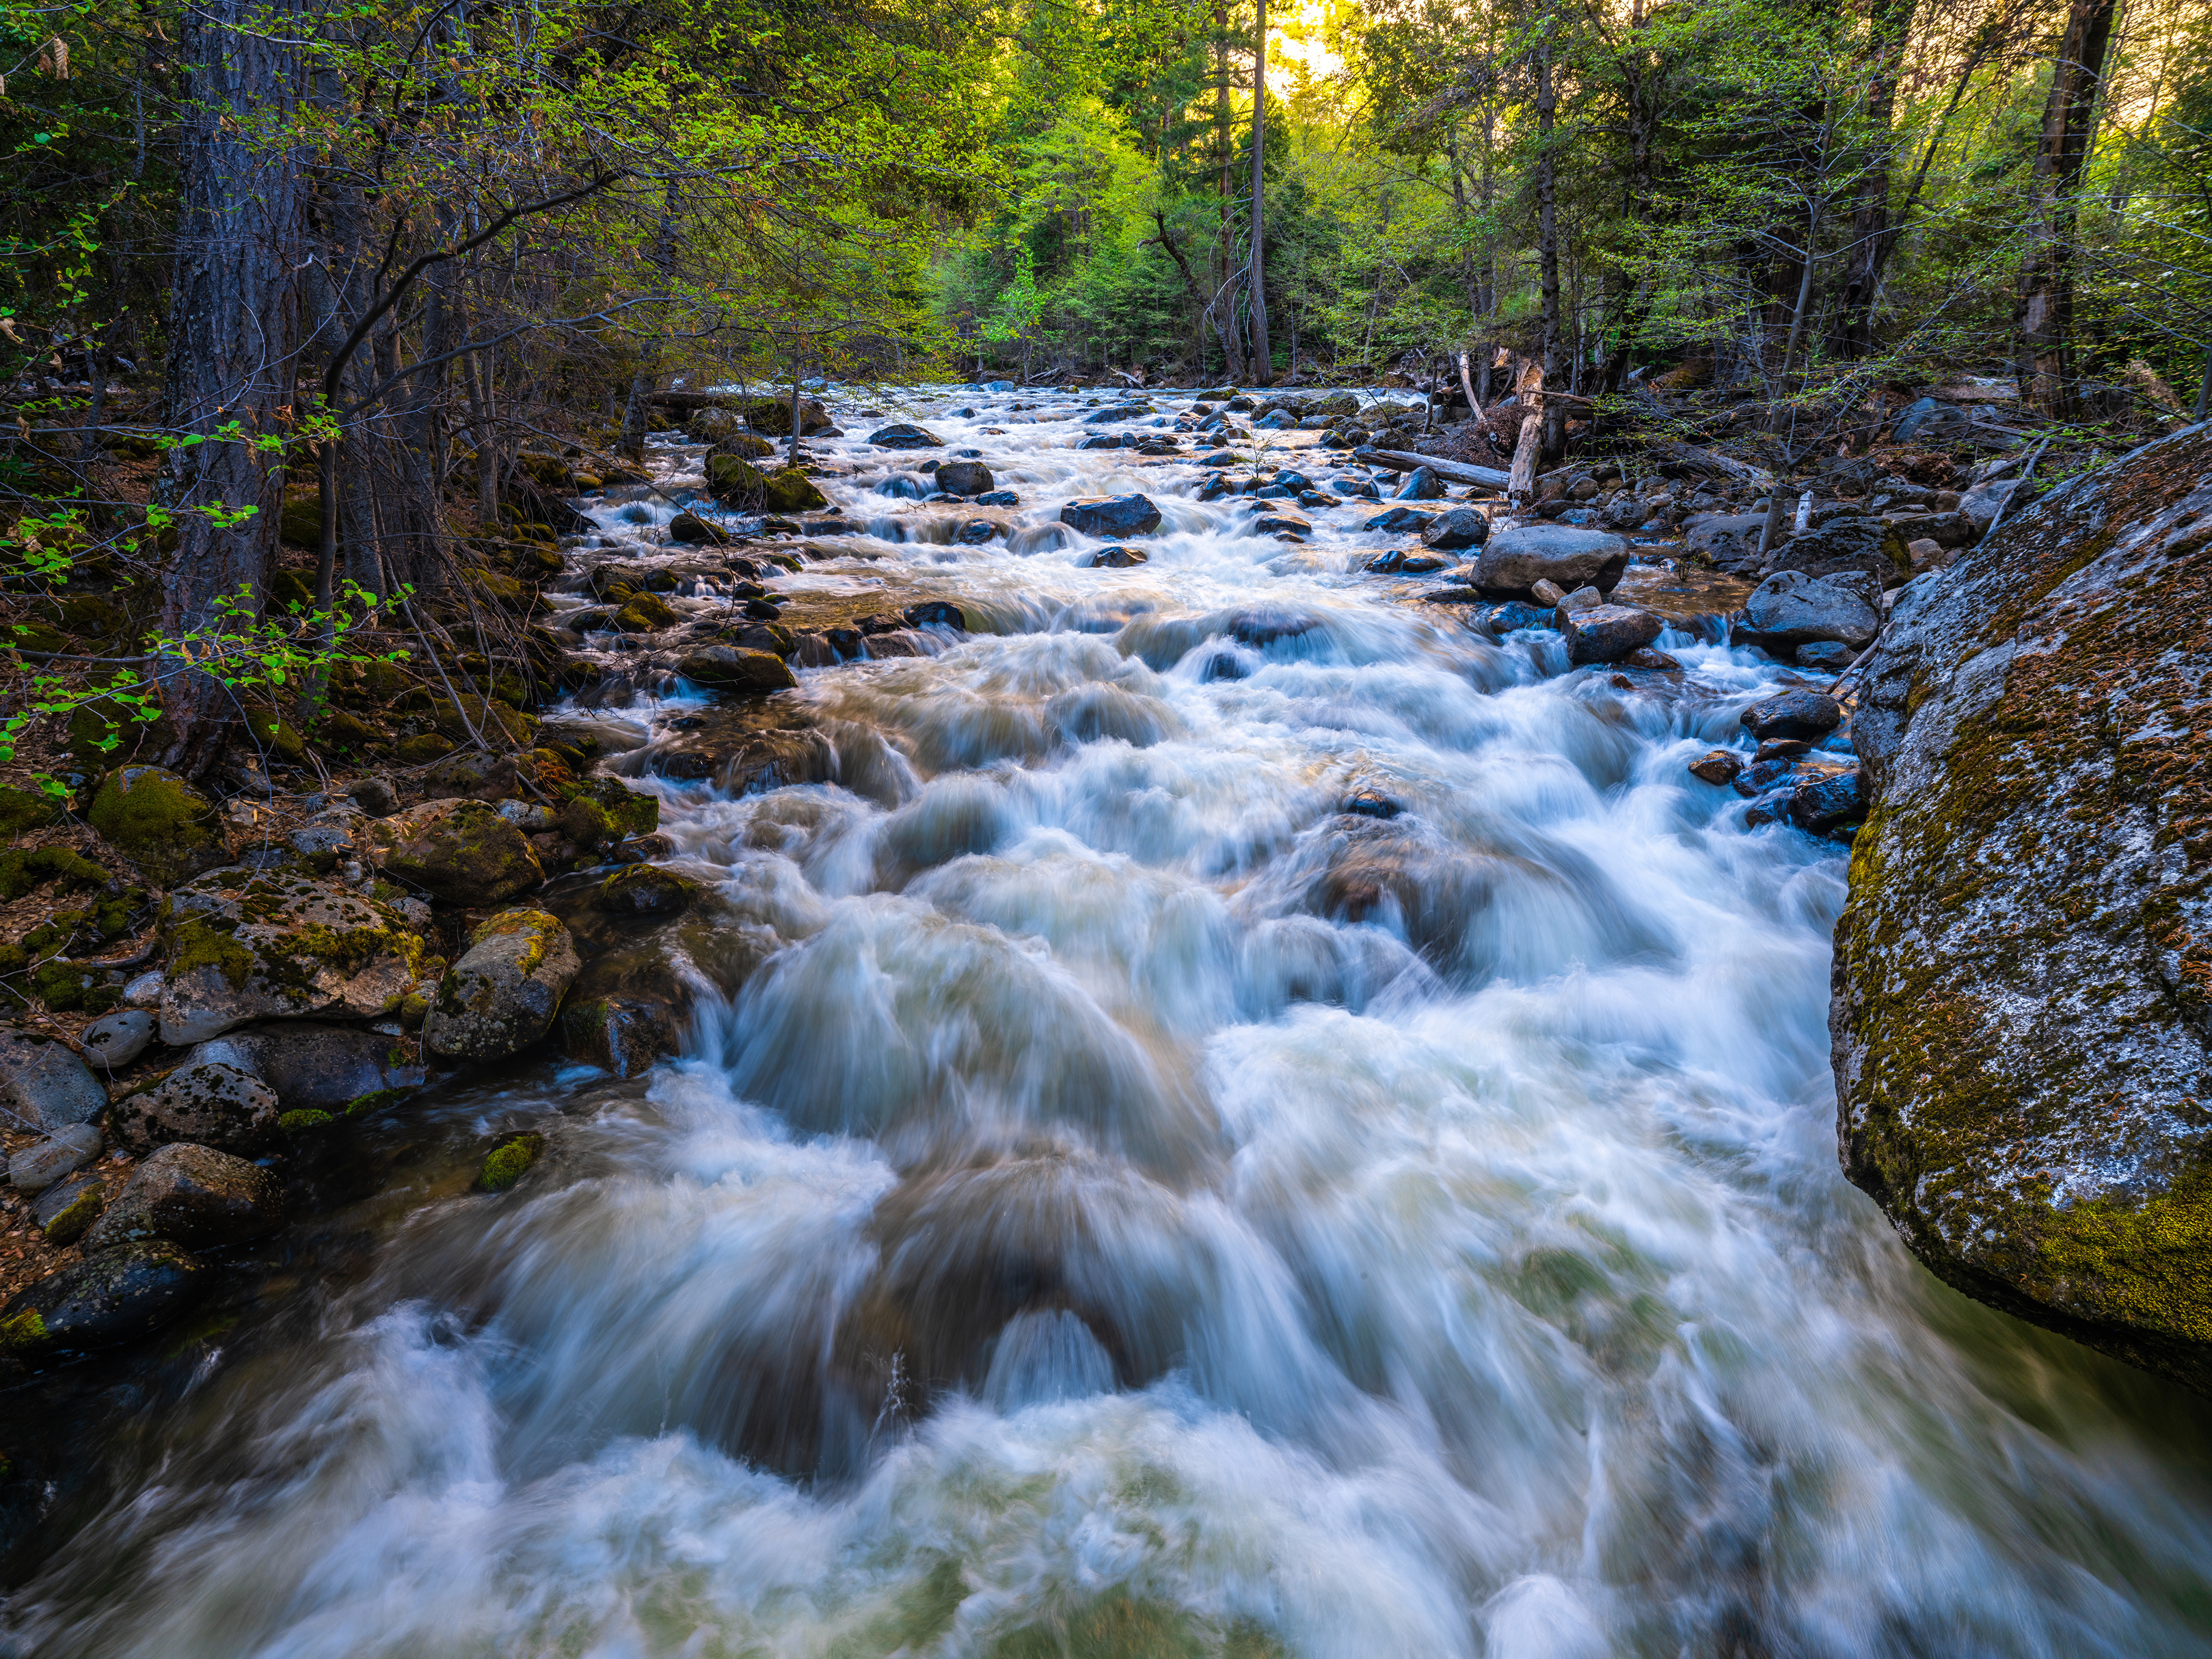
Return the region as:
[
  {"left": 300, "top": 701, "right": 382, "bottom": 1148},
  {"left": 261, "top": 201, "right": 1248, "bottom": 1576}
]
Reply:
[{"left": 6, "top": 388, "right": 2210, "bottom": 1659}]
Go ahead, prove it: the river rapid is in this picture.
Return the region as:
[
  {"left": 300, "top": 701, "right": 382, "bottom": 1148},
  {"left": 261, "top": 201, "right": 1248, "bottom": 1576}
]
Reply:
[{"left": 6, "top": 387, "right": 2210, "bottom": 1657}]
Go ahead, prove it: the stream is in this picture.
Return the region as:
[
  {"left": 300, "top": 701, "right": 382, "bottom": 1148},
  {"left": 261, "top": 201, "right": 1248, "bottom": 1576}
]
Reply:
[{"left": 5, "top": 387, "right": 2210, "bottom": 1657}]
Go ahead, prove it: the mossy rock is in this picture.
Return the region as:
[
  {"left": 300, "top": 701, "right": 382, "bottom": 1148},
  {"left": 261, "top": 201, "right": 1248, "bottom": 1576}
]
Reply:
[
  {"left": 278, "top": 494, "right": 324, "bottom": 548},
  {"left": 475, "top": 1130, "right": 545, "bottom": 1192},
  {"left": 613, "top": 592, "right": 681, "bottom": 633},
  {"left": 320, "top": 707, "right": 378, "bottom": 749},
  {"left": 87, "top": 766, "right": 226, "bottom": 886},
  {"left": 0, "top": 845, "right": 107, "bottom": 902},
  {"left": 706, "top": 454, "right": 767, "bottom": 506},
  {"left": 428, "top": 696, "right": 535, "bottom": 747},
  {"left": 31, "top": 959, "right": 121, "bottom": 1014},
  {"left": 711, "top": 432, "right": 776, "bottom": 461},
  {"left": 510, "top": 541, "right": 566, "bottom": 577},
  {"left": 11, "top": 621, "right": 67, "bottom": 653},
  {"left": 0, "top": 786, "right": 63, "bottom": 836},
  {"left": 576, "top": 774, "right": 658, "bottom": 838},
  {"left": 762, "top": 469, "right": 829, "bottom": 514},
  {"left": 470, "top": 568, "right": 530, "bottom": 608},
  {"left": 735, "top": 394, "right": 830, "bottom": 437},
  {"left": 243, "top": 710, "right": 308, "bottom": 766},
  {"left": 395, "top": 733, "right": 456, "bottom": 765},
  {"left": 65, "top": 696, "right": 159, "bottom": 772}
]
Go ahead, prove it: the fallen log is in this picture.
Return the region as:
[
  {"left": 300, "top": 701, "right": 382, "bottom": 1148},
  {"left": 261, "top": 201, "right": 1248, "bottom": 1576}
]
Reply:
[
  {"left": 1357, "top": 448, "right": 1512, "bottom": 489},
  {"left": 1640, "top": 439, "right": 1774, "bottom": 488}
]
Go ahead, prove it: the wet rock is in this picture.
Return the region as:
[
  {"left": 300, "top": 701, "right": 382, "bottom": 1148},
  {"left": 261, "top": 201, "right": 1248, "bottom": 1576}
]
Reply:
[
  {"left": 1338, "top": 789, "right": 1402, "bottom": 819},
  {"left": 476, "top": 1130, "right": 545, "bottom": 1193},
  {"left": 422, "top": 750, "right": 520, "bottom": 802},
  {"left": 81, "top": 1142, "right": 283, "bottom": 1253},
  {"left": 110, "top": 1058, "right": 280, "bottom": 1153},
  {"left": 1742, "top": 569, "right": 1883, "bottom": 651},
  {"left": 86, "top": 766, "right": 228, "bottom": 887},
  {"left": 1083, "top": 402, "right": 1153, "bottom": 423},
  {"left": 976, "top": 489, "right": 1020, "bottom": 507},
  {"left": 1732, "top": 756, "right": 1797, "bottom": 797},
  {"left": 34, "top": 1171, "right": 106, "bottom": 1245},
  {"left": 1363, "top": 505, "right": 1432, "bottom": 534},
  {"left": 1686, "top": 512, "right": 1771, "bottom": 572},
  {"left": 1398, "top": 553, "right": 1450, "bottom": 574},
  {"left": 158, "top": 868, "right": 427, "bottom": 1044},
  {"left": 1738, "top": 690, "right": 1842, "bottom": 742},
  {"left": 1474, "top": 525, "right": 1632, "bottom": 599},
  {"left": 667, "top": 511, "right": 729, "bottom": 545},
  {"left": 1754, "top": 738, "right": 1811, "bottom": 763},
  {"left": 81, "top": 1009, "right": 155, "bottom": 1071},
  {"left": 904, "top": 601, "right": 967, "bottom": 631},
  {"left": 1688, "top": 750, "right": 1743, "bottom": 786},
  {"left": 0, "top": 1027, "right": 108, "bottom": 1130},
  {"left": 735, "top": 394, "right": 830, "bottom": 436},
  {"left": 1198, "top": 652, "right": 1247, "bottom": 682},
  {"left": 560, "top": 994, "right": 683, "bottom": 1076},
  {"left": 935, "top": 459, "right": 994, "bottom": 495},
  {"left": 1831, "top": 423, "right": 2212, "bottom": 1394},
  {"left": 6, "top": 1123, "right": 102, "bottom": 1194},
  {"left": 1480, "top": 601, "right": 1556, "bottom": 634},
  {"left": 1795, "top": 641, "right": 1857, "bottom": 672},
  {"left": 0, "top": 1241, "right": 207, "bottom": 1359},
  {"left": 676, "top": 645, "right": 799, "bottom": 694},
  {"left": 1080, "top": 544, "right": 1148, "bottom": 569},
  {"left": 1394, "top": 466, "right": 1446, "bottom": 501},
  {"left": 1762, "top": 517, "right": 1909, "bottom": 585},
  {"left": 189, "top": 1021, "right": 425, "bottom": 1112},
  {"left": 1559, "top": 604, "right": 1664, "bottom": 665},
  {"left": 867, "top": 423, "right": 941, "bottom": 450},
  {"left": 596, "top": 864, "right": 703, "bottom": 916},
  {"left": 1250, "top": 512, "right": 1310, "bottom": 538},
  {"left": 1060, "top": 494, "right": 1162, "bottom": 537},
  {"left": 1531, "top": 578, "right": 1566, "bottom": 605},
  {"left": 644, "top": 725, "right": 837, "bottom": 794},
  {"left": 1788, "top": 769, "right": 1865, "bottom": 833},
  {"left": 1420, "top": 507, "right": 1489, "bottom": 551},
  {"left": 762, "top": 470, "right": 828, "bottom": 514},
  {"left": 357, "top": 798, "right": 545, "bottom": 906},
  {"left": 424, "top": 909, "right": 581, "bottom": 1063}
]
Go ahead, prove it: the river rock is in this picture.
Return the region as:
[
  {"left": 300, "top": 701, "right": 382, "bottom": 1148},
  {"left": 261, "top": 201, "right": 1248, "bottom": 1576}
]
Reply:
[
  {"left": 423, "top": 909, "right": 579, "bottom": 1063},
  {"left": 676, "top": 646, "right": 798, "bottom": 693},
  {"left": 1687, "top": 513, "right": 1770, "bottom": 572},
  {"left": 109, "top": 1058, "right": 281, "bottom": 1152},
  {"left": 1083, "top": 403, "right": 1152, "bottom": 423},
  {"left": 935, "top": 459, "right": 994, "bottom": 496},
  {"left": 1688, "top": 750, "right": 1743, "bottom": 786},
  {"left": 158, "top": 868, "right": 427, "bottom": 1045},
  {"left": 85, "top": 765, "right": 229, "bottom": 887},
  {"left": 868, "top": 423, "right": 941, "bottom": 450},
  {"left": 1394, "top": 467, "right": 1446, "bottom": 501},
  {"left": 596, "top": 865, "right": 703, "bottom": 916},
  {"left": 81, "top": 1142, "right": 283, "bottom": 1253},
  {"left": 35, "top": 1171, "right": 106, "bottom": 1244},
  {"left": 1796, "top": 641, "right": 1857, "bottom": 672},
  {"left": 1364, "top": 505, "right": 1433, "bottom": 534},
  {"left": 1060, "top": 495, "right": 1162, "bottom": 537},
  {"left": 1831, "top": 422, "right": 2212, "bottom": 1394},
  {"left": 1420, "top": 508, "right": 1490, "bottom": 551},
  {"left": 356, "top": 798, "right": 545, "bottom": 906},
  {"left": 6, "top": 1123, "right": 102, "bottom": 1194},
  {"left": 1761, "top": 517, "right": 1909, "bottom": 585},
  {"left": 1738, "top": 690, "right": 1841, "bottom": 741},
  {"left": 0, "top": 1027, "right": 107, "bottom": 1130},
  {"left": 81, "top": 1008, "right": 156, "bottom": 1071},
  {"left": 1473, "top": 525, "right": 1631, "bottom": 599},
  {"left": 0, "top": 1241, "right": 207, "bottom": 1359},
  {"left": 189, "top": 1021, "right": 426, "bottom": 1112},
  {"left": 1741, "top": 569, "right": 1882, "bottom": 650},
  {"left": 1788, "top": 769, "right": 1865, "bottom": 833},
  {"left": 1559, "top": 604, "right": 1663, "bottom": 665}
]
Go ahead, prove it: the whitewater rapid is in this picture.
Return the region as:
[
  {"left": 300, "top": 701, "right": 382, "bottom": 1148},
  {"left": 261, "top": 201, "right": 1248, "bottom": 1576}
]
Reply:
[{"left": 6, "top": 387, "right": 2209, "bottom": 1658}]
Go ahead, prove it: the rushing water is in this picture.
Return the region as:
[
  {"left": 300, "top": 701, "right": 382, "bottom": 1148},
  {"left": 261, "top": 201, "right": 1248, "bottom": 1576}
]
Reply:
[{"left": 7, "top": 389, "right": 2211, "bottom": 1658}]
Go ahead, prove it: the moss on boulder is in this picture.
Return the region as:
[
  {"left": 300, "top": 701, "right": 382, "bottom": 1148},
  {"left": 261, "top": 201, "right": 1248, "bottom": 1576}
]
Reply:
[
  {"left": 355, "top": 797, "right": 545, "bottom": 905},
  {"left": 1833, "top": 422, "right": 2212, "bottom": 1393},
  {"left": 87, "top": 766, "right": 227, "bottom": 886},
  {"left": 423, "top": 908, "right": 579, "bottom": 1062},
  {"left": 762, "top": 469, "right": 829, "bottom": 514}
]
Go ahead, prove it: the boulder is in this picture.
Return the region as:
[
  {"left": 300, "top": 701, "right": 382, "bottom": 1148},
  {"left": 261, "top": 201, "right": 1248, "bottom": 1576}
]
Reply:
[
  {"left": 1891, "top": 396, "right": 1967, "bottom": 441},
  {"left": 706, "top": 454, "right": 768, "bottom": 504},
  {"left": 86, "top": 766, "right": 228, "bottom": 886},
  {"left": 935, "top": 459, "right": 995, "bottom": 496},
  {"left": 1787, "top": 769, "right": 1865, "bottom": 833},
  {"left": 1958, "top": 477, "right": 2023, "bottom": 534},
  {"left": 1831, "top": 422, "right": 2212, "bottom": 1395},
  {"left": 1795, "top": 641, "right": 1857, "bottom": 672},
  {"left": 1250, "top": 512, "right": 1310, "bottom": 538},
  {"left": 158, "top": 868, "right": 427, "bottom": 1044},
  {"left": 6, "top": 1123, "right": 103, "bottom": 1194},
  {"left": 1474, "top": 525, "right": 1632, "bottom": 599},
  {"left": 868, "top": 423, "right": 942, "bottom": 450},
  {"left": 0, "top": 1241, "right": 207, "bottom": 1358},
  {"left": 667, "top": 511, "right": 728, "bottom": 545},
  {"left": 1738, "top": 690, "right": 1841, "bottom": 741},
  {"left": 423, "top": 909, "right": 581, "bottom": 1063},
  {"left": 81, "top": 1142, "right": 283, "bottom": 1253},
  {"left": 189, "top": 1021, "right": 426, "bottom": 1112},
  {"left": 1740, "top": 569, "right": 1882, "bottom": 650},
  {"left": 1762, "top": 517, "right": 1910, "bottom": 586},
  {"left": 1559, "top": 604, "right": 1664, "bottom": 665},
  {"left": 596, "top": 864, "right": 703, "bottom": 916},
  {"left": 109, "top": 1058, "right": 280, "bottom": 1153},
  {"left": 1686, "top": 513, "right": 1770, "bottom": 573},
  {"left": 1394, "top": 467, "right": 1447, "bottom": 501},
  {"left": 1419, "top": 508, "right": 1490, "bottom": 552},
  {"left": 35, "top": 1171, "right": 107, "bottom": 1244},
  {"left": 350, "top": 777, "right": 401, "bottom": 817},
  {"left": 1083, "top": 403, "right": 1152, "bottom": 424},
  {"left": 676, "top": 646, "right": 799, "bottom": 693},
  {"left": 737, "top": 395, "right": 830, "bottom": 437},
  {"left": 761, "top": 470, "right": 829, "bottom": 514},
  {"left": 1688, "top": 751, "right": 1744, "bottom": 786},
  {"left": 356, "top": 798, "right": 546, "bottom": 906},
  {"left": 1082, "top": 547, "right": 1147, "bottom": 569},
  {"left": 1884, "top": 509, "right": 1974, "bottom": 549},
  {"left": 1060, "top": 495, "right": 1162, "bottom": 538},
  {"left": 0, "top": 1027, "right": 107, "bottom": 1130},
  {"left": 1363, "top": 506, "right": 1433, "bottom": 534},
  {"left": 81, "top": 1008, "right": 156, "bottom": 1071}
]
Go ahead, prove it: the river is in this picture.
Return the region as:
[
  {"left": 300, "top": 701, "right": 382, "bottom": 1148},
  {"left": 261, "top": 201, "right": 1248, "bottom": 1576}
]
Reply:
[{"left": 5, "top": 386, "right": 2209, "bottom": 1657}]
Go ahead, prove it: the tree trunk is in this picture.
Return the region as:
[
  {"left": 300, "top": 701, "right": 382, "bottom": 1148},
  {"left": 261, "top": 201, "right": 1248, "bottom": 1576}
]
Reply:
[
  {"left": 156, "top": 0, "right": 306, "bottom": 775},
  {"left": 1838, "top": 0, "right": 1917, "bottom": 357},
  {"left": 619, "top": 184, "right": 683, "bottom": 461},
  {"left": 1249, "top": 0, "right": 1271, "bottom": 388},
  {"left": 1535, "top": 33, "right": 1566, "bottom": 465},
  {"left": 2017, "top": 0, "right": 2118, "bottom": 416}
]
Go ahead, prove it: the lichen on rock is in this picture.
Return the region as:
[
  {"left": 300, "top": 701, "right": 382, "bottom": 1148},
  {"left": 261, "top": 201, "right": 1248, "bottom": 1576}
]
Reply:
[
  {"left": 424, "top": 908, "right": 580, "bottom": 1062},
  {"left": 1832, "top": 420, "right": 2212, "bottom": 1393}
]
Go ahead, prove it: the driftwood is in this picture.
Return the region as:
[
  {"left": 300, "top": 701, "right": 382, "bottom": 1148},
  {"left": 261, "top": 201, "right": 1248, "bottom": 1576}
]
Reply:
[
  {"left": 1360, "top": 448, "right": 1513, "bottom": 489},
  {"left": 1506, "top": 413, "right": 1542, "bottom": 502},
  {"left": 1642, "top": 439, "right": 1774, "bottom": 488}
]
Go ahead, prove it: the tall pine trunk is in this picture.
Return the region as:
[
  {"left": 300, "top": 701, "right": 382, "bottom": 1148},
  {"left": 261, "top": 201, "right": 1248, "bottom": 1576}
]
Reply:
[
  {"left": 1839, "top": 0, "right": 1916, "bottom": 358},
  {"left": 2017, "top": 0, "right": 2117, "bottom": 415},
  {"left": 156, "top": 0, "right": 307, "bottom": 775},
  {"left": 1249, "top": 0, "right": 1271, "bottom": 388},
  {"left": 1536, "top": 32, "right": 1566, "bottom": 465}
]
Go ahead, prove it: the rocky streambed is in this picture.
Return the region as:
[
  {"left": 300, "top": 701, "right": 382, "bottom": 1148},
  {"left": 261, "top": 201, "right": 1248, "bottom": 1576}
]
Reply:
[{"left": 1, "top": 388, "right": 2209, "bottom": 1657}]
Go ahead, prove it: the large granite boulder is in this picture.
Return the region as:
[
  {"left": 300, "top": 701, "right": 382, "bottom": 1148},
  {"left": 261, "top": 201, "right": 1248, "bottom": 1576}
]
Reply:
[
  {"left": 1473, "top": 525, "right": 1630, "bottom": 598},
  {"left": 109, "top": 1058, "right": 280, "bottom": 1152},
  {"left": 189, "top": 1021, "right": 426, "bottom": 1111},
  {"left": 1831, "top": 421, "right": 2212, "bottom": 1393},
  {"left": 1060, "top": 495, "right": 1162, "bottom": 538},
  {"left": 158, "top": 868, "right": 427, "bottom": 1044},
  {"left": 1739, "top": 569, "right": 1882, "bottom": 650},
  {"left": 356, "top": 798, "right": 545, "bottom": 906},
  {"left": 424, "top": 908, "right": 580, "bottom": 1062}
]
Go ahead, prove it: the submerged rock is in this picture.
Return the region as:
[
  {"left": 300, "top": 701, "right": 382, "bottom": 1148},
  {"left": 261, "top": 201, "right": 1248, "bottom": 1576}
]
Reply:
[{"left": 1832, "top": 421, "right": 2212, "bottom": 1394}]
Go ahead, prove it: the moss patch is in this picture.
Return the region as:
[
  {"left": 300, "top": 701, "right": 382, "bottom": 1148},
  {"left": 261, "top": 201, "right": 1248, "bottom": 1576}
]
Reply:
[
  {"left": 475, "top": 1130, "right": 545, "bottom": 1192},
  {"left": 87, "top": 766, "right": 225, "bottom": 885}
]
